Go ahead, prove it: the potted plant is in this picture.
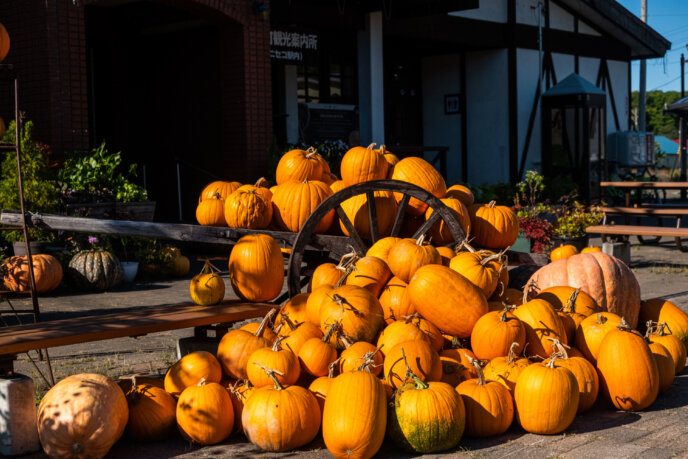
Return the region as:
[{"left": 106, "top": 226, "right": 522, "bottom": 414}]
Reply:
[
  {"left": 119, "top": 237, "right": 139, "bottom": 283},
  {"left": 512, "top": 171, "right": 554, "bottom": 254},
  {"left": 135, "top": 239, "right": 172, "bottom": 281},
  {"left": 550, "top": 194, "right": 604, "bottom": 252}
]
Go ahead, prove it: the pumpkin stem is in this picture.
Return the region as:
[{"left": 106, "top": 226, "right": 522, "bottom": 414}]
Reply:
[
  {"left": 479, "top": 250, "right": 504, "bottom": 267},
  {"left": 254, "top": 177, "right": 268, "bottom": 188},
  {"left": 415, "top": 234, "right": 427, "bottom": 246},
  {"left": 379, "top": 144, "right": 387, "bottom": 155},
  {"left": 455, "top": 237, "right": 477, "bottom": 253},
  {"left": 546, "top": 337, "right": 570, "bottom": 360},
  {"left": 500, "top": 309, "right": 509, "bottom": 322},
  {"left": 506, "top": 342, "right": 521, "bottom": 364},
  {"left": 657, "top": 322, "right": 672, "bottom": 337},
  {"left": 337, "top": 330, "right": 354, "bottom": 349},
  {"left": 467, "top": 356, "right": 486, "bottom": 386},
  {"left": 644, "top": 320, "right": 658, "bottom": 338},
  {"left": 306, "top": 146, "right": 318, "bottom": 157},
  {"left": 366, "top": 142, "right": 377, "bottom": 150},
  {"left": 328, "top": 358, "right": 341, "bottom": 378},
  {"left": 211, "top": 190, "right": 222, "bottom": 200},
  {"left": 400, "top": 348, "right": 429, "bottom": 390},
  {"left": 545, "top": 354, "right": 559, "bottom": 368},
  {"left": 197, "top": 377, "right": 207, "bottom": 387},
  {"left": 335, "top": 249, "right": 360, "bottom": 287},
  {"left": 271, "top": 335, "right": 286, "bottom": 351},
  {"left": 616, "top": 317, "right": 632, "bottom": 331},
  {"left": 322, "top": 322, "right": 339, "bottom": 343},
  {"left": 254, "top": 363, "right": 286, "bottom": 390},
  {"left": 523, "top": 279, "right": 538, "bottom": 304},
  {"left": 487, "top": 200, "right": 497, "bottom": 208},
  {"left": 564, "top": 288, "right": 581, "bottom": 313},
  {"left": 357, "top": 345, "right": 384, "bottom": 373},
  {"left": 595, "top": 312, "right": 607, "bottom": 325},
  {"left": 256, "top": 309, "right": 278, "bottom": 337}
]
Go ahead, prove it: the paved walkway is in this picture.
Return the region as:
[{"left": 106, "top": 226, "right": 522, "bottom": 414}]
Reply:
[{"left": 6, "top": 237, "right": 688, "bottom": 458}]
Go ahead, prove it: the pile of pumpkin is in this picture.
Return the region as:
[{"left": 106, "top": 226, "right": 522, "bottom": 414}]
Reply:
[
  {"left": 35, "top": 235, "right": 688, "bottom": 458},
  {"left": 195, "top": 143, "right": 502, "bottom": 248}
]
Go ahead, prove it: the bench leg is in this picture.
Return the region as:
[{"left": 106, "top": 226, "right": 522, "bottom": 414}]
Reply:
[
  {"left": 676, "top": 238, "right": 687, "bottom": 252},
  {"left": 0, "top": 373, "right": 41, "bottom": 455}
]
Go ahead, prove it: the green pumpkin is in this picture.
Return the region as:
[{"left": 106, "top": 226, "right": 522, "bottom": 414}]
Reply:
[
  {"left": 68, "top": 250, "right": 123, "bottom": 291},
  {"left": 388, "top": 376, "right": 465, "bottom": 453}
]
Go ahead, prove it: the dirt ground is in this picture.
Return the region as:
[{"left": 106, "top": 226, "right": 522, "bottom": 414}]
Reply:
[{"left": 5, "top": 236, "right": 688, "bottom": 458}]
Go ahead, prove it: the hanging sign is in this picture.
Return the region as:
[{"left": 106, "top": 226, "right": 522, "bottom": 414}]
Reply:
[{"left": 270, "top": 28, "right": 319, "bottom": 64}]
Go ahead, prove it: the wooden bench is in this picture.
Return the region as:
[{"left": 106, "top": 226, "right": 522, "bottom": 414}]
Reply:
[
  {"left": 585, "top": 224, "right": 688, "bottom": 252},
  {"left": 596, "top": 206, "right": 688, "bottom": 246},
  {"left": 0, "top": 301, "right": 275, "bottom": 371}
]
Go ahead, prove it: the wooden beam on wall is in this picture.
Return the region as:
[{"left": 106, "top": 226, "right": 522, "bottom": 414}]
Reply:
[{"left": 508, "top": 0, "right": 518, "bottom": 183}]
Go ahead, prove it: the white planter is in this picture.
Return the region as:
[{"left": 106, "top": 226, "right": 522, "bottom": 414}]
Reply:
[{"left": 121, "top": 262, "right": 139, "bottom": 283}]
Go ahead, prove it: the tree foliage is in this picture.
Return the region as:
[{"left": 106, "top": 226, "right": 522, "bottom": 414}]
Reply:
[{"left": 631, "top": 90, "right": 680, "bottom": 139}]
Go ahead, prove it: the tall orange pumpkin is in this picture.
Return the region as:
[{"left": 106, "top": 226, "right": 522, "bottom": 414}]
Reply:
[
  {"left": 271, "top": 179, "right": 334, "bottom": 233},
  {"left": 542, "top": 340, "right": 599, "bottom": 413},
  {"left": 340, "top": 143, "right": 389, "bottom": 186},
  {"left": 275, "top": 147, "right": 325, "bottom": 185},
  {"left": 228, "top": 234, "right": 283, "bottom": 302},
  {"left": 468, "top": 201, "right": 519, "bottom": 249},
  {"left": 3, "top": 253, "right": 63, "bottom": 293},
  {"left": 391, "top": 157, "right": 447, "bottom": 216}
]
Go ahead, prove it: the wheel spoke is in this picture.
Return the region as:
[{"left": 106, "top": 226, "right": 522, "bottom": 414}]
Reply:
[
  {"left": 391, "top": 194, "right": 410, "bottom": 237},
  {"left": 335, "top": 204, "right": 367, "bottom": 254},
  {"left": 366, "top": 191, "right": 379, "bottom": 243},
  {"left": 412, "top": 211, "right": 441, "bottom": 240}
]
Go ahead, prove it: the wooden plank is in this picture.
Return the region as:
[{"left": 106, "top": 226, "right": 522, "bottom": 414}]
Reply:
[
  {"left": 600, "top": 182, "right": 688, "bottom": 189},
  {"left": 0, "top": 301, "right": 275, "bottom": 356},
  {"left": 585, "top": 225, "right": 688, "bottom": 237},
  {"left": 505, "top": 250, "right": 549, "bottom": 267},
  {"left": 601, "top": 207, "right": 688, "bottom": 216}
]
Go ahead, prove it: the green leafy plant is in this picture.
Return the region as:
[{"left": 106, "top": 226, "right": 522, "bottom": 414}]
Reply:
[
  {"left": 551, "top": 195, "right": 604, "bottom": 239},
  {"left": 134, "top": 239, "right": 171, "bottom": 265},
  {"left": 58, "top": 142, "right": 148, "bottom": 203}
]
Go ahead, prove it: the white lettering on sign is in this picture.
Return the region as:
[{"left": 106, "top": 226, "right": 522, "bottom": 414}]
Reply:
[{"left": 270, "top": 31, "right": 318, "bottom": 50}]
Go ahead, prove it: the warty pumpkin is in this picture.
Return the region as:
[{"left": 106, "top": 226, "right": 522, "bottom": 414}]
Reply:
[
  {"left": 276, "top": 147, "right": 325, "bottom": 185},
  {"left": 596, "top": 320, "right": 659, "bottom": 411},
  {"left": 217, "top": 309, "right": 277, "bottom": 379},
  {"left": 340, "top": 142, "right": 389, "bottom": 186},
  {"left": 446, "top": 184, "right": 475, "bottom": 206},
  {"left": 165, "top": 350, "right": 223, "bottom": 396},
  {"left": 639, "top": 298, "right": 688, "bottom": 345},
  {"left": 3, "top": 253, "right": 63, "bottom": 293},
  {"left": 513, "top": 298, "right": 568, "bottom": 359},
  {"left": 224, "top": 188, "right": 273, "bottom": 229},
  {"left": 271, "top": 179, "right": 335, "bottom": 233},
  {"left": 389, "top": 372, "right": 466, "bottom": 452},
  {"left": 68, "top": 250, "right": 123, "bottom": 291},
  {"left": 527, "top": 251, "right": 641, "bottom": 328},
  {"left": 37, "top": 373, "right": 128, "bottom": 459},
  {"left": 514, "top": 357, "right": 579, "bottom": 434},
  {"left": 468, "top": 201, "right": 519, "bottom": 249},
  {"left": 542, "top": 340, "right": 599, "bottom": 413},
  {"left": 199, "top": 180, "right": 241, "bottom": 201},
  {"left": 177, "top": 379, "right": 233, "bottom": 445},
  {"left": 407, "top": 264, "right": 488, "bottom": 338},
  {"left": 339, "top": 190, "right": 398, "bottom": 240},
  {"left": 384, "top": 339, "right": 442, "bottom": 389},
  {"left": 246, "top": 337, "right": 301, "bottom": 387},
  {"left": 646, "top": 321, "right": 687, "bottom": 374},
  {"left": 425, "top": 197, "right": 471, "bottom": 245},
  {"left": 189, "top": 261, "right": 225, "bottom": 306},
  {"left": 339, "top": 340, "right": 383, "bottom": 376},
  {"left": 124, "top": 377, "right": 177, "bottom": 442},
  {"left": 228, "top": 234, "right": 283, "bottom": 302},
  {"left": 391, "top": 156, "right": 447, "bottom": 216},
  {"left": 575, "top": 312, "right": 622, "bottom": 365},
  {"left": 319, "top": 284, "right": 384, "bottom": 349},
  {"left": 482, "top": 342, "right": 531, "bottom": 394},
  {"left": 237, "top": 177, "right": 272, "bottom": 201},
  {"left": 470, "top": 308, "right": 526, "bottom": 360},
  {"left": 345, "top": 255, "right": 392, "bottom": 297},
  {"left": 378, "top": 276, "right": 415, "bottom": 324},
  {"left": 386, "top": 235, "right": 441, "bottom": 283},
  {"left": 550, "top": 244, "right": 579, "bottom": 262},
  {"left": 456, "top": 358, "right": 514, "bottom": 436},
  {"left": 322, "top": 369, "right": 387, "bottom": 459}
]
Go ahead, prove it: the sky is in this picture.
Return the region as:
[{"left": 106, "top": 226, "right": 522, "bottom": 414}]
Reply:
[{"left": 617, "top": 0, "right": 688, "bottom": 93}]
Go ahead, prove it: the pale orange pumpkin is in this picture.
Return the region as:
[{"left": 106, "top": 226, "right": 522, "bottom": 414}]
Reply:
[
  {"left": 468, "top": 201, "right": 519, "bottom": 249},
  {"left": 276, "top": 147, "right": 325, "bottom": 185},
  {"left": 391, "top": 157, "right": 447, "bottom": 216},
  {"left": 271, "top": 179, "right": 335, "bottom": 233},
  {"left": 340, "top": 143, "right": 389, "bottom": 186},
  {"left": 228, "top": 234, "right": 284, "bottom": 302}
]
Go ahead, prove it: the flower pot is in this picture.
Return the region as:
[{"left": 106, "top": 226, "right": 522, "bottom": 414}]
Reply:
[
  {"left": 121, "top": 262, "right": 139, "bottom": 283},
  {"left": 511, "top": 232, "right": 532, "bottom": 253},
  {"left": 551, "top": 235, "right": 589, "bottom": 253},
  {"left": 12, "top": 241, "right": 47, "bottom": 256}
]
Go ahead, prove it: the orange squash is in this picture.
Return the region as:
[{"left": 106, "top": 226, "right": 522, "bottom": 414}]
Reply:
[
  {"left": 199, "top": 180, "right": 241, "bottom": 201},
  {"left": 471, "top": 309, "right": 526, "bottom": 360},
  {"left": 196, "top": 195, "right": 226, "bottom": 226},
  {"left": 224, "top": 188, "right": 273, "bottom": 229},
  {"left": 550, "top": 244, "right": 579, "bottom": 262},
  {"left": 425, "top": 198, "right": 471, "bottom": 245},
  {"left": 164, "top": 351, "right": 223, "bottom": 396},
  {"left": 319, "top": 284, "right": 384, "bottom": 348},
  {"left": 387, "top": 236, "right": 441, "bottom": 283},
  {"left": 228, "top": 234, "right": 284, "bottom": 302},
  {"left": 276, "top": 147, "right": 325, "bottom": 185},
  {"left": 513, "top": 298, "right": 568, "bottom": 359},
  {"left": 575, "top": 312, "right": 622, "bottom": 365},
  {"left": 340, "top": 143, "right": 389, "bottom": 186},
  {"left": 391, "top": 157, "right": 447, "bottom": 216},
  {"left": 177, "top": 380, "right": 233, "bottom": 445},
  {"left": 446, "top": 184, "right": 474, "bottom": 206},
  {"left": 345, "top": 255, "right": 392, "bottom": 297},
  {"left": 125, "top": 377, "right": 177, "bottom": 442},
  {"left": 639, "top": 298, "right": 688, "bottom": 345},
  {"left": 468, "top": 201, "right": 519, "bottom": 250},
  {"left": 217, "top": 309, "right": 276, "bottom": 379},
  {"left": 384, "top": 339, "right": 442, "bottom": 389},
  {"left": 3, "top": 254, "right": 63, "bottom": 293},
  {"left": 271, "top": 179, "right": 335, "bottom": 233}
]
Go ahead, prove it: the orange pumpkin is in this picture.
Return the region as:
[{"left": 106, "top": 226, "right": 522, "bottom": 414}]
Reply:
[
  {"left": 309, "top": 361, "right": 338, "bottom": 415},
  {"left": 306, "top": 284, "right": 334, "bottom": 324},
  {"left": 319, "top": 285, "right": 384, "bottom": 348},
  {"left": 0, "top": 24, "right": 9, "bottom": 63},
  {"left": 378, "top": 276, "right": 415, "bottom": 324},
  {"left": 3, "top": 254, "right": 63, "bottom": 293},
  {"left": 217, "top": 309, "right": 276, "bottom": 379},
  {"left": 436, "top": 246, "right": 455, "bottom": 266},
  {"left": 468, "top": 201, "right": 519, "bottom": 249},
  {"left": 376, "top": 320, "right": 430, "bottom": 357},
  {"left": 391, "top": 157, "right": 447, "bottom": 216},
  {"left": 425, "top": 197, "right": 471, "bottom": 245},
  {"left": 276, "top": 293, "right": 310, "bottom": 328},
  {"left": 240, "top": 321, "right": 278, "bottom": 344},
  {"left": 482, "top": 343, "right": 531, "bottom": 394},
  {"left": 550, "top": 244, "right": 579, "bottom": 262},
  {"left": 345, "top": 255, "right": 392, "bottom": 297},
  {"left": 471, "top": 309, "right": 526, "bottom": 360},
  {"left": 199, "top": 180, "right": 241, "bottom": 201},
  {"left": 246, "top": 337, "right": 301, "bottom": 387},
  {"left": 340, "top": 143, "right": 389, "bottom": 186},
  {"left": 449, "top": 251, "right": 502, "bottom": 298},
  {"left": 196, "top": 195, "right": 226, "bottom": 226},
  {"left": 225, "top": 380, "right": 255, "bottom": 433},
  {"left": 647, "top": 341, "right": 675, "bottom": 394},
  {"left": 339, "top": 341, "right": 383, "bottom": 376},
  {"left": 646, "top": 322, "right": 687, "bottom": 374},
  {"left": 177, "top": 380, "right": 233, "bottom": 445},
  {"left": 310, "top": 262, "right": 344, "bottom": 291},
  {"left": 384, "top": 339, "right": 442, "bottom": 389},
  {"left": 125, "top": 378, "right": 177, "bottom": 442},
  {"left": 387, "top": 236, "right": 441, "bottom": 283},
  {"left": 237, "top": 177, "right": 272, "bottom": 201},
  {"left": 535, "top": 286, "right": 599, "bottom": 317},
  {"left": 228, "top": 234, "right": 284, "bottom": 302},
  {"left": 164, "top": 351, "right": 223, "bottom": 396},
  {"left": 383, "top": 149, "right": 400, "bottom": 175},
  {"left": 446, "top": 184, "right": 474, "bottom": 206},
  {"left": 279, "top": 321, "right": 324, "bottom": 355},
  {"left": 513, "top": 298, "right": 568, "bottom": 359},
  {"left": 276, "top": 148, "right": 325, "bottom": 185},
  {"left": 581, "top": 246, "right": 601, "bottom": 253},
  {"left": 575, "top": 312, "right": 622, "bottom": 365},
  {"left": 366, "top": 236, "right": 402, "bottom": 264},
  {"left": 639, "top": 298, "right": 688, "bottom": 345},
  {"left": 224, "top": 188, "right": 272, "bottom": 229},
  {"left": 542, "top": 340, "right": 599, "bottom": 413},
  {"left": 439, "top": 348, "right": 478, "bottom": 379},
  {"left": 298, "top": 324, "right": 339, "bottom": 377},
  {"left": 339, "top": 190, "right": 398, "bottom": 240},
  {"left": 271, "top": 179, "right": 335, "bottom": 233}
]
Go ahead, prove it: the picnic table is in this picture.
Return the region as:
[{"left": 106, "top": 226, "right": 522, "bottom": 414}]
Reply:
[{"left": 601, "top": 181, "right": 688, "bottom": 207}]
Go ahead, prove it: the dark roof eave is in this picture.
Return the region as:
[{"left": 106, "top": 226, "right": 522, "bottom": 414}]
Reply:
[{"left": 556, "top": 0, "right": 670, "bottom": 60}]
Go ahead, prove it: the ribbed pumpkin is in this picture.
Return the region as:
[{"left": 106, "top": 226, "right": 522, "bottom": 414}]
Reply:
[
  {"left": 535, "top": 286, "right": 599, "bottom": 317},
  {"left": 306, "top": 284, "right": 334, "bottom": 324},
  {"left": 647, "top": 341, "right": 675, "bottom": 394},
  {"left": 164, "top": 350, "right": 223, "bottom": 396},
  {"left": 513, "top": 298, "right": 567, "bottom": 359},
  {"left": 391, "top": 157, "right": 447, "bottom": 216},
  {"left": 237, "top": 177, "right": 272, "bottom": 200},
  {"left": 387, "top": 235, "right": 441, "bottom": 283},
  {"left": 339, "top": 341, "right": 383, "bottom": 376},
  {"left": 224, "top": 188, "right": 272, "bottom": 229},
  {"left": 340, "top": 143, "right": 389, "bottom": 186},
  {"left": 330, "top": 179, "right": 347, "bottom": 194},
  {"left": 646, "top": 322, "right": 687, "bottom": 374},
  {"left": 366, "top": 236, "right": 402, "bottom": 264},
  {"left": 425, "top": 197, "right": 471, "bottom": 245},
  {"left": 379, "top": 276, "right": 415, "bottom": 324},
  {"left": 228, "top": 234, "right": 283, "bottom": 302},
  {"left": 345, "top": 255, "right": 392, "bottom": 297},
  {"left": 449, "top": 251, "right": 501, "bottom": 298},
  {"left": 217, "top": 310, "right": 276, "bottom": 379},
  {"left": 196, "top": 195, "right": 226, "bottom": 226},
  {"left": 280, "top": 321, "right": 324, "bottom": 356},
  {"left": 339, "top": 190, "right": 398, "bottom": 240},
  {"left": 483, "top": 343, "right": 531, "bottom": 394},
  {"left": 199, "top": 180, "right": 241, "bottom": 201},
  {"left": 322, "top": 370, "right": 387, "bottom": 459},
  {"left": 3, "top": 253, "right": 62, "bottom": 293},
  {"left": 384, "top": 339, "right": 442, "bottom": 389},
  {"left": 596, "top": 320, "right": 659, "bottom": 411},
  {"left": 514, "top": 358, "right": 579, "bottom": 434},
  {"left": 276, "top": 147, "right": 325, "bottom": 185},
  {"left": 527, "top": 251, "right": 641, "bottom": 328},
  {"left": 189, "top": 262, "right": 225, "bottom": 305},
  {"left": 68, "top": 250, "right": 123, "bottom": 291},
  {"left": 177, "top": 380, "right": 233, "bottom": 445},
  {"left": 298, "top": 324, "right": 339, "bottom": 377},
  {"left": 542, "top": 340, "right": 599, "bottom": 413},
  {"left": 272, "top": 179, "right": 334, "bottom": 233},
  {"left": 389, "top": 374, "right": 466, "bottom": 452},
  {"left": 276, "top": 293, "right": 310, "bottom": 328},
  {"left": 37, "top": 373, "right": 128, "bottom": 459},
  {"left": 407, "top": 264, "right": 488, "bottom": 338},
  {"left": 310, "top": 262, "right": 344, "bottom": 291},
  {"left": 575, "top": 312, "right": 622, "bottom": 365},
  {"left": 246, "top": 337, "right": 300, "bottom": 388},
  {"left": 125, "top": 378, "right": 177, "bottom": 442},
  {"left": 471, "top": 309, "right": 526, "bottom": 360},
  {"left": 446, "top": 184, "right": 474, "bottom": 206},
  {"left": 639, "top": 298, "right": 688, "bottom": 345},
  {"left": 456, "top": 359, "right": 514, "bottom": 437},
  {"left": 377, "top": 320, "right": 430, "bottom": 357},
  {"left": 319, "top": 284, "right": 384, "bottom": 349},
  {"left": 550, "top": 244, "right": 578, "bottom": 261},
  {"left": 468, "top": 201, "right": 519, "bottom": 250},
  {"left": 0, "top": 24, "right": 9, "bottom": 63}
]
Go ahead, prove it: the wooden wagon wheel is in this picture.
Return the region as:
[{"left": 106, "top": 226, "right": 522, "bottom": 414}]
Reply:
[{"left": 286, "top": 179, "right": 466, "bottom": 296}]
